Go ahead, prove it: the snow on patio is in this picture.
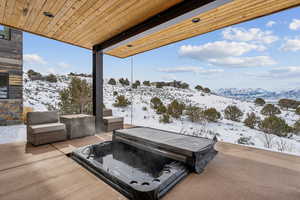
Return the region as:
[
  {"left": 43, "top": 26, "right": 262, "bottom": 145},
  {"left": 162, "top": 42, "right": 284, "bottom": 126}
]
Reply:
[{"left": 0, "top": 125, "right": 26, "bottom": 144}]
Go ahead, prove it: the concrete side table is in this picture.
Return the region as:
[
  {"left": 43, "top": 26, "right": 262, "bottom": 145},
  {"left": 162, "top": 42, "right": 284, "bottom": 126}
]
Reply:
[{"left": 60, "top": 114, "right": 95, "bottom": 139}]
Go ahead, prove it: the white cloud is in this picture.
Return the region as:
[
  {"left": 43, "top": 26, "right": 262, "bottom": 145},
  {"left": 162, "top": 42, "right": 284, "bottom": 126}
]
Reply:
[
  {"left": 57, "top": 62, "right": 71, "bottom": 69},
  {"left": 254, "top": 66, "right": 300, "bottom": 79},
  {"left": 281, "top": 38, "right": 300, "bottom": 51},
  {"left": 208, "top": 56, "right": 276, "bottom": 67},
  {"left": 179, "top": 41, "right": 265, "bottom": 60},
  {"left": 158, "top": 66, "right": 224, "bottom": 74},
  {"left": 178, "top": 41, "right": 274, "bottom": 68},
  {"left": 23, "top": 54, "right": 47, "bottom": 65},
  {"left": 266, "top": 21, "right": 276, "bottom": 27},
  {"left": 47, "top": 68, "right": 57, "bottom": 74},
  {"left": 289, "top": 19, "right": 300, "bottom": 30},
  {"left": 161, "top": 74, "right": 177, "bottom": 81},
  {"left": 23, "top": 55, "right": 72, "bottom": 75},
  {"left": 222, "top": 27, "right": 278, "bottom": 44}
]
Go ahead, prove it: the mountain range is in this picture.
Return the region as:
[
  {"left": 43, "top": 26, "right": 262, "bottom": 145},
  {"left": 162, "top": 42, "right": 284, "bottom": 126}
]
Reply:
[{"left": 216, "top": 88, "right": 300, "bottom": 101}]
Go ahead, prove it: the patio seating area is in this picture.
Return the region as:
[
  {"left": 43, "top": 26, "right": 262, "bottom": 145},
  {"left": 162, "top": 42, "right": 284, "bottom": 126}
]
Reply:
[
  {"left": 0, "top": 126, "right": 299, "bottom": 199},
  {"left": 24, "top": 110, "right": 123, "bottom": 145},
  {"left": 1, "top": 1, "right": 300, "bottom": 199}
]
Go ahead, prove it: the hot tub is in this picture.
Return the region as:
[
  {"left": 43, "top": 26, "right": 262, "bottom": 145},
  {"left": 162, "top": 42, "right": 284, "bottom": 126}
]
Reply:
[
  {"left": 72, "top": 141, "right": 189, "bottom": 200},
  {"left": 72, "top": 127, "right": 217, "bottom": 200}
]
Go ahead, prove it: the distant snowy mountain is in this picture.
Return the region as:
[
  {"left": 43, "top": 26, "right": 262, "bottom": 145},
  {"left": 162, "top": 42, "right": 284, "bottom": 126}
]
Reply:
[{"left": 216, "top": 88, "right": 300, "bottom": 101}]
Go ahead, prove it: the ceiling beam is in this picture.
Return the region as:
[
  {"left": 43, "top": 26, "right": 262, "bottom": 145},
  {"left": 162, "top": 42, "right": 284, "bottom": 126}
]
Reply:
[{"left": 94, "top": 0, "right": 232, "bottom": 52}]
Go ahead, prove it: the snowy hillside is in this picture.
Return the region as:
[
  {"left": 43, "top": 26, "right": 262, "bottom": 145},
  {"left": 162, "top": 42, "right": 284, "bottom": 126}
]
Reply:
[{"left": 23, "top": 74, "right": 300, "bottom": 156}]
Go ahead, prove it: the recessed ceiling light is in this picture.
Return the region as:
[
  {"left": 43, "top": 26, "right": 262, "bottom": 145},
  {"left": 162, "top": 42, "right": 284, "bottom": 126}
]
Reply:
[
  {"left": 43, "top": 11, "right": 54, "bottom": 18},
  {"left": 127, "top": 44, "right": 133, "bottom": 47},
  {"left": 22, "top": 8, "right": 28, "bottom": 16},
  {"left": 192, "top": 18, "right": 200, "bottom": 23}
]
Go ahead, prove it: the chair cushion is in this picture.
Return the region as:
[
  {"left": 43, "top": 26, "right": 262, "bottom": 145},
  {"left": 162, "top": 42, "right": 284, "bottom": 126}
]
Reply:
[
  {"left": 103, "top": 109, "right": 113, "bottom": 117},
  {"left": 27, "top": 111, "right": 59, "bottom": 125},
  {"left": 103, "top": 116, "right": 123, "bottom": 123},
  {"left": 29, "top": 123, "right": 66, "bottom": 134}
]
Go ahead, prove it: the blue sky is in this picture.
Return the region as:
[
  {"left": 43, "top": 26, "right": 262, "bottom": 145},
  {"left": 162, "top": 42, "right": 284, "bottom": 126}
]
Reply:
[{"left": 21, "top": 6, "right": 300, "bottom": 90}]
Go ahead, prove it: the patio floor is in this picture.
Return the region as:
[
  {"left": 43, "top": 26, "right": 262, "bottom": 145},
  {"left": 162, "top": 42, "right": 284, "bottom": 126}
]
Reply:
[{"left": 0, "top": 130, "right": 299, "bottom": 200}]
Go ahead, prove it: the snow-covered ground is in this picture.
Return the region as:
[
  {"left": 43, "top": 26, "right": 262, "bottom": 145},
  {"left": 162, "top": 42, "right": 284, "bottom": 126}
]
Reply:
[
  {"left": 0, "top": 125, "right": 26, "bottom": 144},
  {"left": 23, "top": 75, "right": 69, "bottom": 111},
  {"left": 21, "top": 74, "right": 300, "bottom": 156}
]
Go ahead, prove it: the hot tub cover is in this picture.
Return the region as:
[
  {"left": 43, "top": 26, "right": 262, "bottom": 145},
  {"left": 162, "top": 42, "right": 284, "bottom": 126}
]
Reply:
[{"left": 113, "top": 126, "right": 218, "bottom": 173}]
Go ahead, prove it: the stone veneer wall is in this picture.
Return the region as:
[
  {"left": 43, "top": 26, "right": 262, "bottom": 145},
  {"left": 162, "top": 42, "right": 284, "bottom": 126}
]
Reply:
[
  {"left": 0, "top": 99, "right": 23, "bottom": 125},
  {"left": 0, "top": 27, "right": 23, "bottom": 125}
]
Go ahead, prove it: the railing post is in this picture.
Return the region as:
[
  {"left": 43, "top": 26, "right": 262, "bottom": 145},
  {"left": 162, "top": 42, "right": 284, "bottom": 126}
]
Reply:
[{"left": 92, "top": 45, "right": 103, "bottom": 133}]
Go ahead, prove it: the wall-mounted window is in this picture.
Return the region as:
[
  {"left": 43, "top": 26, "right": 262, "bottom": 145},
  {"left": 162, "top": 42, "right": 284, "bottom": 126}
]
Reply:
[
  {"left": 0, "top": 73, "right": 9, "bottom": 99},
  {"left": 0, "top": 25, "right": 11, "bottom": 40}
]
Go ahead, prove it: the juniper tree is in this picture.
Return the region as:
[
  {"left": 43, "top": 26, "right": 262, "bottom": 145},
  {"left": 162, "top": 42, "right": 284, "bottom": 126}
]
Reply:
[
  {"left": 113, "top": 95, "right": 131, "bottom": 107},
  {"left": 259, "top": 116, "right": 291, "bottom": 137},
  {"left": 278, "top": 99, "right": 300, "bottom": 110},
  {"left": 224, "top": 105, "right": 243, "bottom": 122},
  {"left": 261, "top": 104, "right": 281, "bottom": 116},
  {"left": 203, "top": 88, "right": 211, "bottom": 93},
  {"left": 296, "top": 107, "right": 300, "bottom": 115},
  {"left": 27, "top": 69, "right": 42, "bottom": 80},
  {"left": 203, "top": 108, "right": 221, "bottom": 122},
  {"left": 159, "top": 114, "right": 171, "bottom": 123},
  {"left": 150, "top": 97, "right": 162, "bottom": 109},
  {"left": 59, "top": 77, "right": 92, "bottom": 114},
  {"left": 156, "top": 82, "right": 164, "bottom": 88},
  {"left": 108, "top": 78, "right": 116, "bottom": 85},
  {"left": 156, "top": 104, "right": 167, "bottom": 114},
  {"left": 132, "top": 83, "right": 138, "bottom": 89},
  {"left": 244, "top": 112, "right": 260, "bottom": 129},
  {"left": 45, "top": 74, "right": 57, "bottom": 83},
  {"left": 195, "top": 85, "right": 203, "bottom": 91},
  {"left": 167, "top": 100, "right": 185, "bottom": 118},
  {"left": 135, "top": 80, "right": 141, "bottom": 86},
  {"left": 254, "top": 98, "right": 265, "bottom": 106},
  {"left": 179, "top": 82, "right": 189, "bottom": 89},
  {"left": 143, "top": 81, "right": 151, "bottom": 86},
  {"left": 185, "top": 106, "right": 203, "bottom": 122},
  {"left": 119, "top": 78, "right": 130, "bottom": 86},
  {"left": 294, "top": 120, "right": 300, "bottom": 135}
]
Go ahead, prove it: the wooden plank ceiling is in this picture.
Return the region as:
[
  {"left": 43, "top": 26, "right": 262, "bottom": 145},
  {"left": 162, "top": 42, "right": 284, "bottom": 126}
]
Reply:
[
  {"left": 0, "top": 0, "right": 300, "bottom": 58},
  {"left": 0, "top": 0, "right": 182, "bottom": 49}
]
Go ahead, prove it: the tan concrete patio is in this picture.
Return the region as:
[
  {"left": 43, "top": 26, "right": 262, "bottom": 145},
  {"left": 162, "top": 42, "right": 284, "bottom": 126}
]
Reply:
[{"left": 0, "top": 130, "right": 299, "bottom": 200}]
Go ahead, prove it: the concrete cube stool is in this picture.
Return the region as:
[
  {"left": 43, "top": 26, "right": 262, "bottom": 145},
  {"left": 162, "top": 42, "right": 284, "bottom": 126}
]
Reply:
[
  {"left": 60, "top": 114, "right": 95, "bottom": 139},
  {"left": 103, "top": 116, "right": 123, "bottom": 132}
]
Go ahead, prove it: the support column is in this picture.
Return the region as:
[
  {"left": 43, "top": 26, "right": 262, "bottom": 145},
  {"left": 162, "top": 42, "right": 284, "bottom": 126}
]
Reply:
[{"left": 92, "top": 46, "right": 103, "bottom": 133}]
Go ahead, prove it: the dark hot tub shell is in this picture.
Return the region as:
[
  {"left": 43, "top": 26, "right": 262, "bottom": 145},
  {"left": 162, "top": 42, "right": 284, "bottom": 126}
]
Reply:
[
  {"left": 72, "top": 127, "right": 217, "bottom": 200},
  {"left": 72, "top": 141, "right": 189, "bottom": 200}
]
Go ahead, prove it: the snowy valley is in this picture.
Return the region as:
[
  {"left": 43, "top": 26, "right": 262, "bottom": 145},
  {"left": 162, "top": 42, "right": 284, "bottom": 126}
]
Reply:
[{"left": 23, "top": 73, "right": 300, "bottom": 156}]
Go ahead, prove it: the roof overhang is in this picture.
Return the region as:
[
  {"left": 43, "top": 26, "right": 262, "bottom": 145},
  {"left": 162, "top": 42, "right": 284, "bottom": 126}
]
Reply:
[{"left": 1, "top": 0, "right": 300, "bottom": 58}]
